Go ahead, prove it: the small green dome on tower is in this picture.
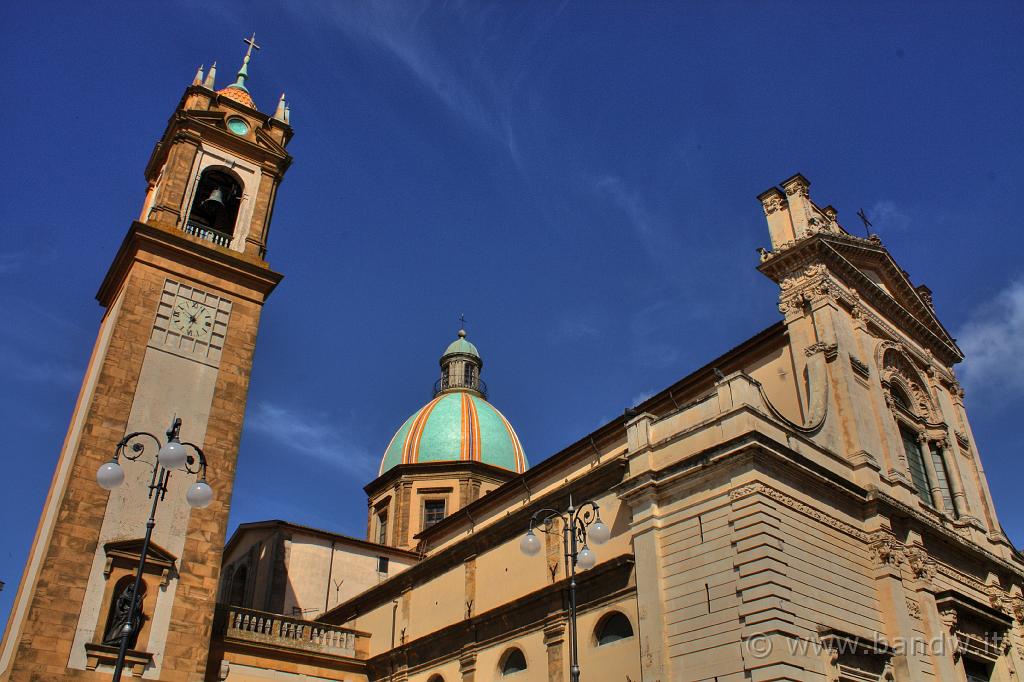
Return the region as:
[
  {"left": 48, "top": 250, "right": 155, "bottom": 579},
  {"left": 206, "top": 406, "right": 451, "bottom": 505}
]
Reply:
[{"left": 441, "top": 328, "right": 480, "bottom": 363}]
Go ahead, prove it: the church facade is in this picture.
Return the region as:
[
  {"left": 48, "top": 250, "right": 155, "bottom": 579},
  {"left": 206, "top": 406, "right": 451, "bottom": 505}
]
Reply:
[{"left": 2, "top": 49, "right": 1022, "bottom": 682}]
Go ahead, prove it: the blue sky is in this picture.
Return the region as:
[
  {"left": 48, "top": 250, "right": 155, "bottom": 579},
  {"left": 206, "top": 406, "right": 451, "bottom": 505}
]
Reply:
[{"left": 2, "top": 1, "right": 1022, "bottom": 623}]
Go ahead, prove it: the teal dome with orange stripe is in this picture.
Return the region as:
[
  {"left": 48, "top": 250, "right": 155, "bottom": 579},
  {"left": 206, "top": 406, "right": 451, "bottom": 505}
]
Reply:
[
  {"left": 379, "top": 392, "right": 527, "bottom": 476},
  {"left": 379, "top": 328, "right": 527, "bottom": 477}
]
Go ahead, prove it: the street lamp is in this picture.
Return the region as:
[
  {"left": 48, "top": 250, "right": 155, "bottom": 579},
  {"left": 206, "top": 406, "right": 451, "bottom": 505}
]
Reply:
[
  {"left": 518, "top": 493, "right": 610, "bottom": 682},
  {"left": 95, "top": 417, "right": 213, "bottom": 682}
]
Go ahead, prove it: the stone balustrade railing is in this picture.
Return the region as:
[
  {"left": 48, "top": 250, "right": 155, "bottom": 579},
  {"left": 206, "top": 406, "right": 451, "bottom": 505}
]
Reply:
[{"left": 219, "top": 605, "right": 365, "bottom": 659}]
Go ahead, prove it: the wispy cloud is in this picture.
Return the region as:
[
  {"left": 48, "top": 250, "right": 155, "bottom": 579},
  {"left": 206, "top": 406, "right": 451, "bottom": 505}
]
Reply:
[
  {"left": 299, "top": 2, "right": 561, "bottom": 165},
  {"left": 0, "top": 298, "right": 87, "bottom": 387},
  {"left": 868, "top": 200, "right": 912, "bottom": 232},
  {"left": 631, "top": 390, "right": 654, "bottom": 406},
  {"left": 245, "top": 402, "right": 377, "bottom": 476},
  {"left": 0, "top": 252, "right": 25, "bottom": 275},
  {"left": 548, "top": 311, "right": 604, "bottom": 344},
  {"left": 592, "top": 175, "right": 660, "bottom": 243},
  {"left": 957, "top": 279, "right": 1024, "bottom": 398}
]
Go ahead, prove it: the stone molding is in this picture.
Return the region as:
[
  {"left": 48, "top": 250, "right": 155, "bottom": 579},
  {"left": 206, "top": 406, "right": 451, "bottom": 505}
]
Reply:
[{"left": 728, "top": 482, "right": 871, "bottom": 542}]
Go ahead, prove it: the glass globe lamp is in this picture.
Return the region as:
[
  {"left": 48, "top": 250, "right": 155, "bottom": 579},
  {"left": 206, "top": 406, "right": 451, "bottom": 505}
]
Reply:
[
  {"left": 186, "top": 480, "right": 214, "bottom": 509},
  {"left": 588, "top": 519, "right": 610, "bottom": 545},
  {"left": 96, "top": 461, "right": 125, "bottom": 490},
  {"left": 576, "top": 546, "right": 596, "bottom": 570},
  {"left": 158, "top": 440, "right": 188, "bottom": 469},
  {"left": 519, "top": 528, "right": 542, "bottom": 556}
]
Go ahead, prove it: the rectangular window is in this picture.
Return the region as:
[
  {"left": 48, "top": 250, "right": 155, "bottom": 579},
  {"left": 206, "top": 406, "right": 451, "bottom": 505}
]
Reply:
[
  {"left": 964, "top": 658, "right": 992, "bottom": 682},
  {"left": 423, "top": 499, "right": 447, "bottom": 529},
  {"left": 377, "top": 556, "right": 389, "bottom": 574},
  {"left": 376, "top": 511, "right": 388, "bottom": 545},
  {"left": 930, "top": 445, "right": 957, "bottom": 518},
  {"left": 901, "top": 427, "right": 931, "bottom": 505}
]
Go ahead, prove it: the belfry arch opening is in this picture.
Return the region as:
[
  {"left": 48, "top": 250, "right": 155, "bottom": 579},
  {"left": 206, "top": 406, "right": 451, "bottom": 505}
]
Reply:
[{"left": 186, "top": 168, "right": 243, "bottom": 246}]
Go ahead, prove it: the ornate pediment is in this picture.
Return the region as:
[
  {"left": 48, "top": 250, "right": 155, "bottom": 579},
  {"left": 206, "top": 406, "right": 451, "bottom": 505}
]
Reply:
[
  {"left": 759, "top": 234, "right": 962, "bottom": 365},
  {"left": 103, "top": 539, "right": 177, "bottom": 586}
]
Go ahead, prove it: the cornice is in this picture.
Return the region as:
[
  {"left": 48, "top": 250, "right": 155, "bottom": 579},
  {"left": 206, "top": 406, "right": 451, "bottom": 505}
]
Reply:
[
  {"left": 96, "top": 221, "right": 282, "bottom": 307},
  {"left": 364, "top": 554, "right": 636, "bottom": 677},
  {"left": 319, "top": 458, "right": 628, "bottom": 626},
  {"left": 363, "top": 460, "right": 517, "bottom": 498},
  {"left": 760, "top": 235, "right": 961, "bottom": 365}
]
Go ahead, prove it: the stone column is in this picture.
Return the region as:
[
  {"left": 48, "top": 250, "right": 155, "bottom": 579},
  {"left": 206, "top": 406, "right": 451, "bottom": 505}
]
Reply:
[
  {"left": 543, "top": 615, "right": 566, "bottom": 682},
  {"left": 936, "top": 438, "right": 969, "bottom": 519},
  {"left": 916, "top": 433, "right": 945, "bottom": 512},
  {"left": 459, "top": 647, "right": 477, "bottom": 682}
]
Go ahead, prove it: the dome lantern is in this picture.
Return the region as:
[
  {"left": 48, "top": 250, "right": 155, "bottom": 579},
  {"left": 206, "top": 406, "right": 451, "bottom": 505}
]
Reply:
[{"left": 436, "top": 328, "right": 486, "bottom": 398}]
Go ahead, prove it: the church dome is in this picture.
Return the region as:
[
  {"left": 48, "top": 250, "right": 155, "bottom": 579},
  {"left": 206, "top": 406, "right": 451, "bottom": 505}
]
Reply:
[
  {"left": 378, "top": 330, "right": 527, "bottom": 477},
  {"left": 217, "top": 85, "right": 256, "bottom": 109}
]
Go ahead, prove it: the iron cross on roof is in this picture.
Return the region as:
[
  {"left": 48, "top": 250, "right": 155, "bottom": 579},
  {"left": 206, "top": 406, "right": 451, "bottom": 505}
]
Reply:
[
  {"left": 243, "top": 33, "right": 261, "bottom": 58},
  {"left": 857, "top": 208, "right": 873, "bottom": 238}
]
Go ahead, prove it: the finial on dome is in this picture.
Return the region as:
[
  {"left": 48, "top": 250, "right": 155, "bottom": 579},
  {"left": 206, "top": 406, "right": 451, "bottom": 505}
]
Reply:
[
  {"left": 230, "top": 33, "right": 261, "bottom": 92},
  {"left": 193, "top": 65, "right": 204, "bottom": 86},
  {"left": 458, "top": 328, "right": 467, "bottom": 338},
  {"left": 203, "top": 62, "right": 217, "bottom": 88}
]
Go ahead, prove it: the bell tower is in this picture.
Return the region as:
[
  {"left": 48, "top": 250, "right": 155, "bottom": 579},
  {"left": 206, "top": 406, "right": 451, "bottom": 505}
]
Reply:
[{"left": 0, "top": 38, "right": 293, "bottom": 681}]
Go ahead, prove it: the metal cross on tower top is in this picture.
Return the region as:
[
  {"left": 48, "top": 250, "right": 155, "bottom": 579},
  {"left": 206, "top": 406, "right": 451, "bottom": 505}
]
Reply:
[
  {"left": 857, "top": 208, "right": 873, "bottom": 238},
  {"left": 243, "top": 33, "right": 261, "bottom": 58}
]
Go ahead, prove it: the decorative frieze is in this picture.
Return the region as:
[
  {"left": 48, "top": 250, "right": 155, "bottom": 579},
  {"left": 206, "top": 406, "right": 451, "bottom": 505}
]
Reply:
[{"left": 729, "top": 483, "right": 871, "bottom": 542}]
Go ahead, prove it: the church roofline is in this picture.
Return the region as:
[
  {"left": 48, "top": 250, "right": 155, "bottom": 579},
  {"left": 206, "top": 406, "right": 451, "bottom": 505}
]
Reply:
[
  {"left": 410, "top": 321, "right": 790, "bottom": 547},
  {"left": 224, "top": 519, "right": 421, "bottom": 560}
]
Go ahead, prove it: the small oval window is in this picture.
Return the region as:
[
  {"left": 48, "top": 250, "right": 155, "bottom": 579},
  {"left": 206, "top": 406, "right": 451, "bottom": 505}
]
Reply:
[{"left": 227, "top": 117, "right": 250, "bottom": 136}]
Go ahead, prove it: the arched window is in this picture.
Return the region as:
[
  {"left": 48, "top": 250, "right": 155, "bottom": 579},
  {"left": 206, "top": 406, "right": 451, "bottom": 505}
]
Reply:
[
  {"left": 890, "top": 385, "right": 912, "bottom": 413},
  {"left": 426, "top": 675, "right": 445, "bottom": 682},
  {"left": 228, "top": 565, "right": 248, "bottom": 607},
  {"left": 499, "top": 648, "right": 527, "bottom": 676},
  {"left": 595, "top": 611, "right": 634, "bottom": 646},
  {"left": 186, "top": 168, "right": 242, "bottom": 246}
]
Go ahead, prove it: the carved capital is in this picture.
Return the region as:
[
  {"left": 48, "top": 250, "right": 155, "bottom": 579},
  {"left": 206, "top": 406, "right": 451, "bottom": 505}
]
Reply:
[
  {"left": 906, "top": 597, "right": 922, "bottom": 620},
  {"left": 805, "top": 341, "right": 839, "bottom": 362},
  {"left": 869, "top": 531, "right": 904, "bottom": 567},
  {"left": 939, "top": 608, "right": 958, "bottom": 634},
  {"left": 903, "top": 546, "right": 936, "bottom": 582},
  {"left": 783, "top": 176, "right": 810, "bottom": 198},
  {"left": 761, "top": 191, "right": 787, "bottom": 216}
]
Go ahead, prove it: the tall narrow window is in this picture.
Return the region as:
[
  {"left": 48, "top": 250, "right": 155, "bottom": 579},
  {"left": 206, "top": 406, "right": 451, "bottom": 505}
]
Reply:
[
  {"left": 463, "top": 363, "right": 474, "bottom": 388},
  {"left": 377, "top": 511, "right": 388, "bottom": 545},
  {"left": 228, "top": 565, "right": 248, "bottom": 607},
  {"left": 900, "top": 427, "right": 931, "bottom": 505},
  {"left": 423, "top": 499, "right": 446, "bottom": 529},
  {"left": 929, "top": 445, "right": 957, "bottom": 518}
]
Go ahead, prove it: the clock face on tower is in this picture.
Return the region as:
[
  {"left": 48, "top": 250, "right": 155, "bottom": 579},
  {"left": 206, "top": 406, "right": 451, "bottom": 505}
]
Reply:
[{"left": 171, "top": 299, "right": 214, "bottom": 341}]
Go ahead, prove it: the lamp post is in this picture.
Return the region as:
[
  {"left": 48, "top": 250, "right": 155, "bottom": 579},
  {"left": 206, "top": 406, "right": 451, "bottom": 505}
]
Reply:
[
  {"left": 518, "top": 494, "right": 610, "bottom": 682},
  {"left": 95, "top": 417, "right": 214, "bottom": 682}
]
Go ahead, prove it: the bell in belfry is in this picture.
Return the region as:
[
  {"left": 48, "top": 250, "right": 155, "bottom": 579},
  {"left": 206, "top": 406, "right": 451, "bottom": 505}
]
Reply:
[{"left": 201, "top": 186, "right": 226, "bottom": 212}]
